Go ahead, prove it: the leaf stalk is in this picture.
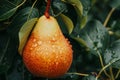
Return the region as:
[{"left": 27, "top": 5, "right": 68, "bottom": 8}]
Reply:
[{"left": 103, "top": 8, "right": 115, "bottom": 27}]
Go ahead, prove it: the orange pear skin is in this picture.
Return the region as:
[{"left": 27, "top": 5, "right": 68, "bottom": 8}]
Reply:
[{"left": 22, "top": 15, "right": 73, "bottom": 78}]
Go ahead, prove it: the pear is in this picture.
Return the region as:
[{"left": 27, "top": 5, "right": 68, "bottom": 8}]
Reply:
[{"left": 23, "top": 15, "right": 73, "bottom": 78}]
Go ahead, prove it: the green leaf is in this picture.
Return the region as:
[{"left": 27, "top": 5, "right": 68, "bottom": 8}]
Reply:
[
  {"left": 79, "top": 0, "right": 91, "bottom": 28},
  {"left": 76, "top": 20, "right": 109, "bottom": 55},
  {"left": 0, "top": 0, "right": 23, "bottom": 21},
  {"left": 6, "top": 7, "right": 39, "bottom": 56},
  {"left": 18, "top": 18, "right": 38, "bottom": 55},
  {"left": 0, "top": 33, "right": 10, "bottom": 73},
  {"left": 7, "top": 7, "right": 39, "bottom": 37},
  {"left": 62, "top": 0, "right": 83, "bottom": 16},
  {"left": 0, "top": 64, "right": 9, "bottom": 74},
  {"left": 0, "top": 32, "right": 18, "bottom": 74},
  {"left": 104, "top": 39, "right": 120, "bottom": 69},
  {"left": 7, "top": 56, "right": 24, "bottom": 80},
  {"left": 108, "top": 0, "right": 120, "bottom": 8},
  {"left": 52, "top": 0, "right": 67, "bottom": 15},
  {"left": 60, "top": 14, "right": 74, "bottom": 34},
  {"left": 62, "top": 0, "right": 88, "bottom": 29},
  {"left": 80, "top": 0, "right": 91, "bottom": 16},
  {"left": 79, "top": 16, "right": 87, "bottom": 29}
]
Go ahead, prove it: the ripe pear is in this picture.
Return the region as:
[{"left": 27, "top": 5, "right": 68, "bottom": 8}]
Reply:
[{"left": 22, "top": 15, "right": 73, "bottom": 78}]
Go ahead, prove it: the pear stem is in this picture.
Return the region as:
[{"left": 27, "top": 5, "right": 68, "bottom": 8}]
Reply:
[{"left": 44, "top": 0, "right": 51, "bottom": 18}]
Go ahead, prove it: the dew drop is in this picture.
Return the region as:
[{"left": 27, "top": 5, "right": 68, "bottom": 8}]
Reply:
[
  {"left": 97, "top": 42, "right": 102, "bottom": 48},
  {"left": 33, "top": 39, "right": 36, "bottom": 42},
  {"left": 77, "top": 35, "right": 80, "bottom": 38},
  {"left": 112, "top": 51, "right": 115, "bottom": 54},
  {"left": 33, "top": 43, "right": 37, "bottom": 47},
  {"left": 70, "top": 75, "right": 74, "bottom": 78},
  {"left": 97, "top": 35, "right": 101, "bottom": 39},
  {"left": 56, "top": 62, "right": 58, "bottom": 65},
  {"left": 66, "top": 38, "right": 68, "bottom": 41},
  {"left": 52, "top": 50, "right": 55, "bottom": 53},
  {"left": 38, "top": 41, "right": 42, "bottom": 45},
  {"left": 93, "top": 46, "right": 97, "bottom": 50},
  {"left": 59, "top": 50, "right": 63, "bottom": 54},
  {"left": 56, "top": 56, "right": 59, "bottom": 59},
  {"left": 36, "top": 47, "right": 40, "bottom": 52},
  {"left": 52, "top": 37, "right": 56, "bottom": 41},
  {"left": 48, "top": 41, "right": 51, "bottom": 43},
  {"left": 54, "top": 34, "right": 58, "bottom": 37},
  {"left": 30, "top": 47, "right": 33, "bottom": 50}
]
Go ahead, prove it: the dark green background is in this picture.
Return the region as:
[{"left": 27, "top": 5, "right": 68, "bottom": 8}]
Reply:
[{"left": 0, "top": 0, "right": 120, "bottom": 80}]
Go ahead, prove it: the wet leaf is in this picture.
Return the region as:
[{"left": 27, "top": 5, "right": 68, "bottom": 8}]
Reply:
[
  {"left": 0, "top": 64, "right": 9, "bottom": 74},
  {"left": 108, "top": 0, "right": 120, "bottom": 8},
  {"left": 52, "top": 0, "right": 67, "bottom": 14},
  {"left": 80, "top": 0, "right": 91, "bottom": 15},
  {"left": 104, "top": 39, "right": 120, "bottom": 69},
  {"left": 6, "top": 56, "right": 28, "bottom": 80},
  {"left": 0, "top": 33, "right": 10, "bottom": 74},
  {"left": 76, "top": 20, "right": 109, "bottom": 55},
  {"left": 62, "top": 0, "right": 83, "bottom": 16},
  {"left": 60, "top": 14, "right": 74, "bottom": 34},
  {"left": 0, "top": 32, "right": 18, "bottom": 74},
  {"left": 0, "top": 0, "right": 120, "bottom": 79},
  {"left": 0, "top": 0, "right": 22, "bottom": 21},
  {"left": 18, "top": 18, "right": 38, "bottom": 55},
  {"left": 7, "top": 7, "right": 39, "bottom": 38},
  {"left": 79, "top": 16, "right": 87, "bottom": 29},
  {"left": 62, "top": 0, "right": 88, "bottom": 29},
  {"left": 78, "top": 0, "right": 91, "bottom": 29}
]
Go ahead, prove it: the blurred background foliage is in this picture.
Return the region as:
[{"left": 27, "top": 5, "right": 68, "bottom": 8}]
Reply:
[{"left": 0, "top": 0, "right": 120, "bottom": 80}]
